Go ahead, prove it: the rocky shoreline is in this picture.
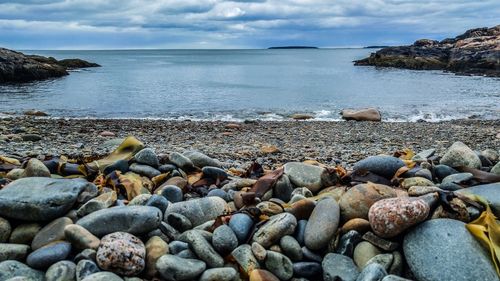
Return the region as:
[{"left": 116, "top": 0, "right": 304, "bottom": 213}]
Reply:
[
  {"left": 0, "top": 117, "right": 499, "bottom": 280},
  {"left": 355, "top": 25, "right": 500, "bottom": 77},
  {"left": 0, "top": 48, "right": 100, "bottom": 83}
]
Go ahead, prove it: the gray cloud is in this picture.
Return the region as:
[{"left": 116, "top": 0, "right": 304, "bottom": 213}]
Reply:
[{"left": 0, "top": 0, "right": 498, "bottom": 49}]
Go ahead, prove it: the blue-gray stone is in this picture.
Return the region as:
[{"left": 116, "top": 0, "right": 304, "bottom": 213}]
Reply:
[
  {"left": 183, "top": 151, "right": 222, "bottom": 168},
  {"left": 0, "top": 177, "right": 97, "bottom": 221},
  {"left": 156, "top": 254, "right": 206, "bottom": 281},
  {"left": 265, "top": 251, "right": 293, "bottom": 281},
  {"left": 134, "top": 148, "right": 159, "bottom": 167},
  {"left": 166, "top": 213, "right": 192, "bottom": 232},
  {"left": 207, "top": 189, "right": 229, "bottom": 201},
  {"left": 199, "top": 268, "right": 238, "bottom": 281},
  {"left": 403, "top": 218, "right": 499, "bottom": 281},
  {"left": 180, "top": 230, "right": 224, "bottom": 268},
  {"left": 353, "top": 156, "right": 405, "bottom": 179},
  {"left": 27, "top": 241, "right": 72, "bottom": 269},
  {"left": 322, "top": 253, "right": 360, "bottom": 281},
  {"left": 442, "top": 173, "right": 473, "bottom": 185},
  {"left": 45, "top": 261, "right": 76, "bottom": 281},
  {"left": 293, "top": 262, "right": 322, "bottom": 278},
  {"left": 77, "top": 206, "right": 162, "bottom": 237},
  {"left": 0, "top": 260, "right": 44, "bottom": 281},
  {"left": 164, "top": 197, "right": 227, "bottom": 227},
  {"left": 76, "top": 260, "right": 99, "bottom": 281},
  {"left": 145, "top": 194, "right": 169, "bottom": 214},
  {"left": 0, "top": 243, "right": 30, "bottom": 262},
  {"left": 129, "top": 163, "right": 160, "bottom": 178},
  {"left": 158, "top": 164, "right": 177, "bottom": 174},
  {"left": 160, "top": 185, "right": 183, "bottom": 203},
  {"left": 103, "top": 160, "right": 128, "bottom": 175},
  {"left": 202, "top": 166, "right": 228, "bottom": 181},
  {"left": 356, "top": 263, "right": 387, "bottom": 281},
  {"left": 305, "top": 197, "right": 340, "bottom": 250},
  {"left": 81, "top": 272, "right": 122, "bottom": 281},
  {"left": 294, "top": 219, "right": 307, "bottom": 245},
  {"left": 457, "top": 183, "right": 500, "bottom": 217},
  {"left": 433, "top": 164, "right": 458, "bottom": 181},
  {"left": 274, "top": 174, "right": 294, "bottom": 202},
  {"left": 168, "top": 241, "right": 189, "bottom": 254},
  {"left": 168, "top": 152, "right": 194, "bottom": 169},
  {"left": 213, "top": 225, "right": 238, "bottom": 255}
]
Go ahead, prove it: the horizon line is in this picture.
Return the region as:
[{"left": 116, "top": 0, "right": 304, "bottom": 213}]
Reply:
[{"left": 18, "top": 45, "right": 385, "bottom": 51}]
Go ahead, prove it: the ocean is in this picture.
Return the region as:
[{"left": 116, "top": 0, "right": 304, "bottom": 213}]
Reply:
[{"left": 1, "top": 49, "right": 499, "bottom": 121}]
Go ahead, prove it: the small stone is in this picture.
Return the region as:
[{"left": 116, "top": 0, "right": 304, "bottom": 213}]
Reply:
[
  {"left": 252, "top": 212, "right": 297, "bottom": 247},
  {"left": 440, "top": 141, "right": 482, "bottom": 169},
  {"left": 164, "top": 197, "right": 228, "bottom": 227},
  {"left": 265, "top": 251, "right": 293, "bottom": 281},
  {"left": 6, "top": 168, "right": 24, "bottom": 180},
  {"left": 261, "top": 145, "right": 280, "bottom": 154},
  {"left": 339, "top": 183, "right": 397, "bottom": 222},
  {"left": 74, "top": 249, "right": 97, "bottom": 263},
  {"left": 415, "top": 169, "right": 433, "bottom": 181},
  {"left": 24, "top": 110, "right": 49, "bottom": 116},
  {"left": 293, "top": 262, "right": 322, "bottom": 278},
  {"left": 134, "top": 148, "right": 159, "bottom": 167},
  {"left": 129, "top": 163, "right": 161, "bottom": 178},
  {"left": 212, "top": 224, "right": 239, "bottom": 255},
  {"left": 169, "top": 152, "right": 194, "bottom": 169},
  {"left": 362, "top": 232, "right": 399, "bottom": 251},
  {"left": 32, "top": 217, "right": 72, "bottom": 250},
  {"left": 301, "top": 246, "right": 323, "bottom": 262},
  {"left": 21, "top": 158, "right": 51, "bottom": 177},
  {"left": 368, "top": 197, "right": 430, "bottom": 238},
  {"left": 294, "top": 220, "right": 307, "bottom": 245},
  {"left": 280, "top": 235, "right": 303, "bottom": 261},
  {"left": 45, "top": 261, "right": 77, "bottom": 281},
  {"left": 159, "top": 185, "right": 184, "bottom": 203},
  {"left": 183, "top": 150, "right": 222, "bottom": 168},
  {"left": 231, "top": 244, "right": 260, "bottom": 274},
  {"left": 442, "top": 172, "right": 473, "bottom": 185},
  {"left": 9, "top": 223, "right": 41, "bottom": 245},
  {"left": 305, "top": 198, "right": 340, "bottom": 250},
  {"left": 340, "top": 218, "right": 371, "bottom": 235},
  {"left": 433, "top": 164, "right": 458, "bottom": 181},
  {"left": 96, "top": 232, "right": 145, "bottom": 276},
  {"left": 156, "top": 254, "right": 206, "bottom": 281},
  {"left": 336, "top": 230, "right": 362, "bottom": 258},
  {"left": 257, "top": 201, "right": 284, "bottom": 216},
  {"left": 77, "top": 192, "right": 117, "bottom": 217},
  {"left": 382, "top": 275, "right": 412, "bottom": 281},
  {"left": 21, "top": 134, "right": 43, "bottom": 142},
  {"left": 103, "top": 160, "right": 128, "bottom": 175},
  {"left": 199, "top": 267, "right": 238, "bottom": 281},
  {"left": 202, "top": 166, "right": 228, "bottom": 181},
  {"left": 353, "top": 241, "right": 382, "bottom": 269},
  {"left": 0, "top": 260, "right": 45, "bottom": 281},
  {"left": 77, "top": 206, "right": 162, "bottom": 237},
  {"left": 353, "top": 156, "right": 405, "bottom": 179},
  {"left": 389, "top": 251, "right": 403, "bottom": 275},
  {"left": 274, "top": 174, "right": 294, "bottom": 202},
  {"left": 252, "top": 242, "right": 267, "bottom": 261},
  {"left": 401, "top": 177, "right": 434, "bottom": 189},
  {"left": 27, "top": 241, "right": 72, "bottom": 269},
  {"left": 0, "top": 243, "right": 30, "bottom": 262},
  {"left": 144, "top": 236, "right": 168, "bottom": 278},
  {"left": 180, "top": 230, "right": 224, "bottom": 268},
  {"left": 249, "top": 269, "right": 280, "bottom": 281},
  {"left": 207, "top": 189, "right": 229, "bottom": 201},
  {"left": 76, "top": 260, "right": 100, "bottom": 281},
  {"left": 65, "top": 224, "right": 101, "bottom": 250},
  {"left": 99, "top": 131, "right": 115, "bottom": 137},
  {"left": 284, "top": 162, "right": 338, "bottom": 193},
  {"left": 0, "top": 217, "right": 11, "bottom": 242},
  {"left": 365, "top": 253, "right": 393, "bottom": 271},
  {"left": 411, "top": 149, "right": 436, "bottom": 161},
  {"left": 356, "top": 263, "right": 387, "bottom": 281},
  {"left": 322, "top": 253, "right": 360, "bottom": 281},
  {"left": 81, "top": 272, "right": 123, "bottom": 281}
]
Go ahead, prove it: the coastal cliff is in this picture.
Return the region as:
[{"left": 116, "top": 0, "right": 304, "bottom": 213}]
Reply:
[
  {"left": 355, "top": 25, "right": 500, "bottom": 77},
  {"left": 0, "top": 48, "right": 100, "bottom": 83}
]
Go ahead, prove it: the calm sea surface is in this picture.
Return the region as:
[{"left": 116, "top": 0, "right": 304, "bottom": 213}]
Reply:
[{"left": 1, "top": 49, "right": 499, "bottom": 121}]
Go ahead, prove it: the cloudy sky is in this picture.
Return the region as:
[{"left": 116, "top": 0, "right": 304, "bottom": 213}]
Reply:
[{"left": 0, "top": 0, "right": 498, "bottom": 49}]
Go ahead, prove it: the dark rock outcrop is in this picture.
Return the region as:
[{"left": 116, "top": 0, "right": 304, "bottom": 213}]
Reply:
[
  {"left": 0, "top": 48, "right": 100, "bottom": 83},
  {"left": 355, "top": 25, "right": 500, "bottom": 77}
]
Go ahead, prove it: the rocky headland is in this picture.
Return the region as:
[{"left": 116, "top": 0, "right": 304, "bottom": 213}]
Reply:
[
  {"left": 0, "top": 48, "right": 100, "bottom": 83},
  {"left": 355, "top": 25, "right": 500, "bottom": 77},
  {"left": 0, "top": 117, "right": 499, "bottom": 280}
]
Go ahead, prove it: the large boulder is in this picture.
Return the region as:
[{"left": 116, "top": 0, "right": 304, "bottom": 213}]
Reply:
[
  {"left": 0, "top": 177, "right": 97, "bottom": 221},
  {"left": 341, "top": 108, "right": 382, "bottom": 122}
]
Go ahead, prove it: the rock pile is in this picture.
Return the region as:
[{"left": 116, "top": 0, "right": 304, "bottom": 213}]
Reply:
[{"left": 0, "top": 137, "right": 499, "bottom": 281}]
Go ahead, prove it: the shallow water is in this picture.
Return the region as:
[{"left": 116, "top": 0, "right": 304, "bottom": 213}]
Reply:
[{"left": 0, "top": 49, "right": 499, "bottom": 121}]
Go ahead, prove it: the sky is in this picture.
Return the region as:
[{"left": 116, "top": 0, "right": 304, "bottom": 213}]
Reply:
[{"left": 0, "top": 0, "right": 498, "bottom": 50}]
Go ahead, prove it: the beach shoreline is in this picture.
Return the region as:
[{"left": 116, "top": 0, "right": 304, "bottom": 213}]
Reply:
[{"left": 1, "top": 117, "right": 498, "bottom": 168}]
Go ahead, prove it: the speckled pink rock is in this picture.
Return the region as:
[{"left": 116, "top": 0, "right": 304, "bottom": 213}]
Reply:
[
  {"left": 368, "top": 197, "right": 429, "bottom": 238},
  {"left": 96, "top": 232, "right": 145, "bottom": 276}
]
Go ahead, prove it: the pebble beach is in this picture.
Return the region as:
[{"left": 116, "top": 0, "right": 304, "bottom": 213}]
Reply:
[{"left": 0, "top": 116, "right": 499, "bottom": 281}]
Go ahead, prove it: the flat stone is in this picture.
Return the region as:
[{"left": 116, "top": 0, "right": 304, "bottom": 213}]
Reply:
[
  {"left": 183, "top": 150, "right": 222, "bottom": 168},
  {"left": 0, "top": 260, "right": 45, "bottom": 281},
  {"left": 322, "top": 253, "right": 360, "bottom": 281},
  {"left": 32, "top": 217, "right": 73, "bottom": 250},
  {"left": 156, "top": 254, "right": 206, "bottom": 281},
  {"left": 45, "top": 261, "right": 76, "bottom": 281},
  {"left": 231, "top": 244, "right": 260, "bottom": 274},
  {"left": 284, "top": 162, "right": 337, "bottom": 193},
  {"left": 365, "top": 253, "right": 393, "bottom": 271},
  {"left": 202, "top": 166, "right": 228, "bottom": 181},
  {"left": 440, "top": 141, "right": 482, "bottom": 169},
  {"left": 77, "top": 206, "right": 162, "bottom": 237},
  {"left": 27, "top": 241, "right": 72, "bottom": 269},
  {"left": 129, "top": 163, "right": 160, "bottom": 178},
  {"left": 404, "top": 218, "right": 499, "bottom": 281},
  {"left": 164, "top": 197, "right": 227, "bottom": 227},
  {"left": 411, "top": 149, "right": 436, "bottom": 161},
  {"left": 199, "top": 268, "right": 238, "bottom": 281},
  {"left": 0, "top": 243, "right": 30, "bottom": 262},
  {"left": 64, "top": 224, "right": 101, "bottom": 250},
  {"left": 353, "top": 156, "right": 405, "bottom": 179},
  {"left": 180, "top": 230, "right": 224, "bottom": 268},
  {"left": 74, "top": 249, "right": 97, "bottom": 263},
  {"left": 362, "top": 232, "right": 399, "bottom": 251},
  {"left": 265, "top": 251, "right": 293, "bottom": 281},
  {"left": 442, "top": 173, "right": 473, "bottom": 185},
  {"left": 96, "top": 232, "right": 145, "bottom": 276},
  {"left": 134, "top": 148, "right": 159, "bottom": 167},
  {"left": 212, "top": 224, "right": 238, "bottom": 255},
  {"left": 0, "top": 177, "right": 97, "bottom": 221},
  {"left": 457, "top": 183, "right": 500, "bottom": 217},
  {"left": 305, "top": 198, "right": 340, "bottom": 250},
  {"left": 252, "top": 212, "right": 297, "bottom": 248}
]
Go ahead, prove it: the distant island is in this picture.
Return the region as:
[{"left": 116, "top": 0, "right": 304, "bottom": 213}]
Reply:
[
  {"left": 0, "top": 47, "right": 100, "bottom": 83},
  {"left": 268, "top": 46, "right": 318, "bottom": 49},
  {"left": 364, "top": 46, "right": 390, "bottom": 49},
  {"left": 355, "top": 25, "right": 500, "bottom": 77}
]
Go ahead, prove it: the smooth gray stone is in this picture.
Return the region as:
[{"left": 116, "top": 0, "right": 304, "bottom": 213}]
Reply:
[
  {"left": 77, "top": 206, "right": 162, "bottom": 237},
  {"left": 293, "top": 262, "right": 322, "bottom": 278},
  {"left": 0, "top": 260, "right": 45, "bottom": 281},
  {"left": 81, "top": 272, "right": 122, "bottom": 281},
  {"left": 491, "top": 161, "right": 500, "bottom": 175},
  {"left": 202, "top": 166, "right": 228, "bottom": 181},
  {"left": 74, "top": 249, "right": 97, "bottom": 263},
  {"left": 45, "top": 261, "right": 76, "bottom": 281},
  {"left": 365, "top": 254, "right": 393, "bottom": 271},
  {"left": 228, "top": 213, "right": 254, "bottom": 243},
  {"left": 284, "top": 162, "right": 337, "bottom": 193},
  {"left": 164, "top": 197, "right": 227, "bottom": 227},
  {"left": 274, "top": 174, "right": 294, "bottom": 202},
  {"left": 322, "top": 253, "right": 360, "bottom": 281},
  {"left": 133, "top": 148, "right": 159, "bottom": 167},
  {"left": 411, "top": 149, "right": 436, "bottom": 161},
  {"left": 212, "top": 224, "right": 238, "bottom": 255},
  {"left": 265, "top": 251, "right": 293, "bottom": 280},
  {"left": 183, "top": 151, "right": 222, "bottom": 168},
  {"left": 199, "top": 268, "right": 238, "bottom": 281},
  {"left": 159, "top": 185, "right": 183, "bottom": 203},
  {"left": 0, "top": 217, "right": 11, "bottom": 243},
  {"left": 353, "top": 156, "right": 405, "bottom": 179},
  {"left": 440, "top": 141, "right": 482, "bottom": 169},
  {"left": 252, "top": 212, "right": 297, "bottom": 248},
  {"left": 403, "top": 219, "right": 499, "bottom": 281},
  {"left": 457, "top": 183, "right": 500, "bottom": 217},
  {"left": 302, "top": 246, "right": 323, "bottom": 263},
  {"left": 27, "top": 241, "right": 72, "bottom": 269},
  {"left": 0, "top": 243, "right": 30, "bottom": 262},
  {"left": 231, "top": 244, "right": 260, "bottom": 274},
  {"left": 336, "top": 230, "right": 362, "bottom": 258},
  {"left": 145, "top": 194, "right": 169, "bottom": 214},
  {"left": 0, "top": 177, "right": 97, "bottom": 221},
  {"left": 168, "top": 152, "right": 194, "bottom": 169},
  {"left": 179, "top": 230, "right": 224, "bottom": 268},
  {"left": 207, "top": 189, "right": 229, "bottom": 201},
  {"left": 382, "top": 275, "right": 412, "bottom": 281},
  {"left": 280, "top": 235, "right": 303, "bottom": 261},
  {"left": 176, "top": 249, "right": 197, "bottom": 259},
  {"left": 129, "top": 163, "right": 161, "bottom": 178},
  {"left": 356, "top": 263, "right": 387, "bottom": 281},
  {"left": 166, "top": 213, "right": 192, "bottom": 232},
  {"left": 168, "top": 241, "right": 189, "bottom": 254},
  {"left": 156, "top": 254, "right": 206, "bottom": 281},
  {"left": 76, "top": 260, "right": 99, "bottom": 281},
  {"left": 294, "top": 219, "right": 307, "bottom": 245},
  {"left": 442, "top": 172, "right": 473, "bottom": 184},
  {"left": 304, "top": 198, "right": 340, "bottom": 250}
]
